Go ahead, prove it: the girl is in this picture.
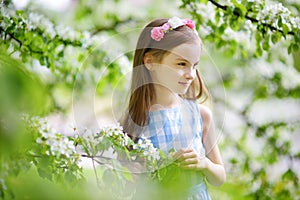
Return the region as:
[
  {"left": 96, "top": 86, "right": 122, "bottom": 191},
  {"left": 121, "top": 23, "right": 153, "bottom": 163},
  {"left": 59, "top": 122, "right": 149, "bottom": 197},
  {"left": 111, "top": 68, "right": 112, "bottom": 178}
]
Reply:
[{"left": 120, "top": 17, "right": 226, "bottom": 199}]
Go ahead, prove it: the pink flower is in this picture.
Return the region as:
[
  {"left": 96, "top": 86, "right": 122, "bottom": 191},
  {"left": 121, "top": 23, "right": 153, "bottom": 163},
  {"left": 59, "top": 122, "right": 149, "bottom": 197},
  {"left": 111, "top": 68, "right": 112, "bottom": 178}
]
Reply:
[
  {"left": 151, "top": 27, "right": 165, "bottom": 41},
  {"left": 150, "top": 17, "right": 196, "bottom": 41},
  {"left": 183, "top": 19, "right": 195, "bottom": 29}
]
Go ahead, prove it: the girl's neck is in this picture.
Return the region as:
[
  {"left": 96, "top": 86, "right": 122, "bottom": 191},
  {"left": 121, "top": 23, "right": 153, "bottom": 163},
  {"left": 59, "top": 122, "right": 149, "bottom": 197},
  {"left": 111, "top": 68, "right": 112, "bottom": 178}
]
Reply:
[{"left": 150, "top": 85, "right": 182, "bottom": 111}]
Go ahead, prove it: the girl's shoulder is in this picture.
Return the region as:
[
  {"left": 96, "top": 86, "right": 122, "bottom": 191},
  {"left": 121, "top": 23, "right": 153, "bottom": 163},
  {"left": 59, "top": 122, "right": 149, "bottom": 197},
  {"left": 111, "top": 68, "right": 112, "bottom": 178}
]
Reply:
[
  {"left": 184, "top": 99, "right": 213, "bottom": 120},
  {"left": 198, "top": 104, "right": 213, "bottom": 129},
  {"left": 198, "top": 104, "right": 212, "bottom": 118}
]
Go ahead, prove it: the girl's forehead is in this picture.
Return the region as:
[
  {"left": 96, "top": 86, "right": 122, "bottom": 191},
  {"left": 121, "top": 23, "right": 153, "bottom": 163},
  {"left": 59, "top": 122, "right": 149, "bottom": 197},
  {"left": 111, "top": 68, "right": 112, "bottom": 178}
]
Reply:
[{"left": 164, "top": 43, "right": 201, "bottom": 64}]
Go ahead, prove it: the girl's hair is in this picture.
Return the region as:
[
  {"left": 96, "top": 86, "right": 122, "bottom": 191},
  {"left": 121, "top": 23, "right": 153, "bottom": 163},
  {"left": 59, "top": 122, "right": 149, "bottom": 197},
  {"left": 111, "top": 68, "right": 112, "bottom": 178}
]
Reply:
[{"left": 123, "top": 18, "right": 209, "bottom": 139}]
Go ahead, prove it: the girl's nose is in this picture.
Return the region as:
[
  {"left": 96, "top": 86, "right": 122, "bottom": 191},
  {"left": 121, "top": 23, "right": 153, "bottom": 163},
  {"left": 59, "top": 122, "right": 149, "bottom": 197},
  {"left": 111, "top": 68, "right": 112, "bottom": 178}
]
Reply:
[{"left": 184, "top": 68, "right": 196, "bottom": 80}]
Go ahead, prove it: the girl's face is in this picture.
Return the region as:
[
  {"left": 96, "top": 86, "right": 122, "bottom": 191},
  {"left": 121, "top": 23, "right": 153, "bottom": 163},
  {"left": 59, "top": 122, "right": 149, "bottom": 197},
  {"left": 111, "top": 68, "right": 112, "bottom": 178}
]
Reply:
[{"left": 150, "top": 42, "right": 201, "bottom": 94}]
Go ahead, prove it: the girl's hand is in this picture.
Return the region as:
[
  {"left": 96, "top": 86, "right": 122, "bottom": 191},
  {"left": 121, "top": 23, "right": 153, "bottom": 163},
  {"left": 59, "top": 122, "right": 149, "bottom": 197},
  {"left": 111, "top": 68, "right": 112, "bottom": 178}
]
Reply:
[{"left": 172, "top": 148, "right": 208, "bottom": 171}]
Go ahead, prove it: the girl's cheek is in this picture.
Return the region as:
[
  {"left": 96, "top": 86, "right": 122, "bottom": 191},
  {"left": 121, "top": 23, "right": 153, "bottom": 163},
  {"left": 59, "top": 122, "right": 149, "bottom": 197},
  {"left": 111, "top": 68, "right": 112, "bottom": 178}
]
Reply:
[{"left": 175, "top": 69, "right": 185, "bottom": 76}]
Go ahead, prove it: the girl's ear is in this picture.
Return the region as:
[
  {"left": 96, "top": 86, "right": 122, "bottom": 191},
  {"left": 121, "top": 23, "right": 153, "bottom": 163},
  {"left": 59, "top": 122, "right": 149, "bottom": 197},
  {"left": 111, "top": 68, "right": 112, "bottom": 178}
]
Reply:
[{"left": 143, "top": 52, "right": 154, "bottom": 71}]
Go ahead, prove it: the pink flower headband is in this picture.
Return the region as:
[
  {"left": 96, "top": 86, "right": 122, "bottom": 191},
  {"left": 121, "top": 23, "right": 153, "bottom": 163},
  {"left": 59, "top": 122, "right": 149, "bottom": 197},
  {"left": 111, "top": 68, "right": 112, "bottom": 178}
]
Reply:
[{"left": 150, "top": 16, "right": 196, "bottom": 41}]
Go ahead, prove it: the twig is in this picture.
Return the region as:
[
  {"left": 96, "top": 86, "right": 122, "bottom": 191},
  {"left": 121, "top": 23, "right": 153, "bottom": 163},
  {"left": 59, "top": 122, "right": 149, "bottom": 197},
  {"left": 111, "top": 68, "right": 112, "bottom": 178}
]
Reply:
[
  {"left": 91, "top": 17, "right": 134, "bottom": 35},
  {"left": 82, "top": 154, "right": 115, "bottom": 170},
  {"left": 91, "top": 157, "right": 101, "bottom": 188},
  {"left": 27, "top": 153, "right": 42, "bottom": 158},
  {"left": 81, "top": 154, "right": 111, "bottom": 160}
]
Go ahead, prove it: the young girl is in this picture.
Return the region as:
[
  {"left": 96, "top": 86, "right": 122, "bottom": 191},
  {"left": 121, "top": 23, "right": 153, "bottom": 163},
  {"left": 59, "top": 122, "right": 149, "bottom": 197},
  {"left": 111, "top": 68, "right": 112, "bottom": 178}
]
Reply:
[{"left": 120, "top": 17, "right": 226, "bottom": 199}]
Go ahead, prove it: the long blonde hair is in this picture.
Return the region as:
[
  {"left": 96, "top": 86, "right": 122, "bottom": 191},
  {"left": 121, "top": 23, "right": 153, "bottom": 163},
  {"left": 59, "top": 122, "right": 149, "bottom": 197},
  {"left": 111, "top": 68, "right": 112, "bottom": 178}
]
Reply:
[{"left": 123, "top": 18, "right": 209, "bottom": 139}]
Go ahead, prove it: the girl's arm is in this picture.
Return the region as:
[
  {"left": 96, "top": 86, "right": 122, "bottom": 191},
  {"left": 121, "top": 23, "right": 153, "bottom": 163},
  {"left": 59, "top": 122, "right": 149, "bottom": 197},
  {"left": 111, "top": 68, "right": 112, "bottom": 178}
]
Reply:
[{"left": 174, "top": 105, "right": 226, "bottom": 187}]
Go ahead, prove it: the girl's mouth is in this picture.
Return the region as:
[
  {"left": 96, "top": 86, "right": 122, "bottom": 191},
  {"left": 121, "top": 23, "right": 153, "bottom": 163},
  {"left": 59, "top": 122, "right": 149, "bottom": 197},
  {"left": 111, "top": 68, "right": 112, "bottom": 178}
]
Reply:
[{"left": 178, "top": 82, "right": 190, "bottom": 86}]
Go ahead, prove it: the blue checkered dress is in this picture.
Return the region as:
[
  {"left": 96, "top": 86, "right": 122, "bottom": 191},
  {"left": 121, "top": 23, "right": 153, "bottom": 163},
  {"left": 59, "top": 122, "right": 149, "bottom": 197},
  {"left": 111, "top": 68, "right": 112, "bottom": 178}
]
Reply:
[{"left": 141, "top": 99, "right": 211, "bottom": 200}]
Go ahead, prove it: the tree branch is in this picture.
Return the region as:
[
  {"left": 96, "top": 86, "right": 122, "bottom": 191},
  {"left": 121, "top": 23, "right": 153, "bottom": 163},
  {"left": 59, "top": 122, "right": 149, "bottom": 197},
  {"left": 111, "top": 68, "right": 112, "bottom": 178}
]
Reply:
[
  {"left": 91, "top": 17, "right": 134, "bottom": 35},
  {"left": 208, "top": 0, "right": 227, "bottom": 10},
  {"left": 208, "top": 0, "right": 295, "bottom": 36},
  {"left": 0, "top": 26, "right": 44, "bottom": 54}
]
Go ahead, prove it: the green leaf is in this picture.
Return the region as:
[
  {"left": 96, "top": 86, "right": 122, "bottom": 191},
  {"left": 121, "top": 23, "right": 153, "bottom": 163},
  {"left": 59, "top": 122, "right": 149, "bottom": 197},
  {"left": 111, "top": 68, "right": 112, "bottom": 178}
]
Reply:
[
  {"left": 255, "top": 32, "right": 262, "bottom": 43},
  {"left": 15, "top": 10, "right": 25, "bottom": 16},
  {"left": 64, "top": 170, "right": 77, "bottom": 184},
  {"left": 39, "top": 56, "right": 46, "bottom": 66},
  {"left": 262, "top": 35, "right": 270, "bottom": 51},
  {"left": 229, "top": 16, "right": 239, "bottom": 31},
  {"left": 216, "top": 39, "right": 227, "bottom": 48},
  {"left": 245, "top": 1, "right": 254, "bottom": 9},
  {"left": 288, "top": 43, "right": 293, "bottom": 54},
  {"left": 121, "top": 166, "right": 133, "bottom": 182},
  {"left": 36, "top": 157, "right": 53, "bottom": 180},
  {"left": 77, "top": 53, "right": 85, "bottom": 62},
  {"left": 215, "top": 11, "right": 221, "bottom": 25},
  {"left": 271, "top": 32, "right": 281, "bottom": 44},
  {"left": 219, "top": 24, "right": 226, "bottom": 34},
  {"left": 100, "top": 137, "right": 112, "bottom": 152},
  {"left": 37, "top": 168, "right": 53, "bottom": 180},
  {"left": 58, "top": 50, "right": 64, "bottom": 58},
  {"left": 295, "top": 33, "right": 300, "bottom": 43},
  {"left": 282, "top": 24, "right": 289, "bottom": 35},
  {"left": 198, "top": 0, "right": 208, "bottom": 3},
  {"left": 156, "top": 166, "right": 167, "bottom": 182},
  {"left": 293, "top": 44, "right": 299, "bottom": 52},
  {"left": 278, "top": 16, "right": 283, "bottom": 27},
  {"left": 255, "top": 45, "right": 263, "bottom": 57},
  {"left": 282, "top": 169, "right": 298, "bottom": 183},
  {"left": 233, "top": 6, "right": 247, "bottom": 18}
]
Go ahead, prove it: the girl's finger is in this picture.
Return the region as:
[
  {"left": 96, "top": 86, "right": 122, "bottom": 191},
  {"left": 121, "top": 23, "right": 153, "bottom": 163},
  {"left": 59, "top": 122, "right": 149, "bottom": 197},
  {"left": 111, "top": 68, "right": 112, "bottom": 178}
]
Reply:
[
  {"left": 181, "top": 158, "right": 197, "bottom": 165},
  {"left": 178, "top": 151, "right": 198, "bottom": 162},
  {"left": 172, "top": 150, "right": 183, "bottom": 159},
  {"left": 181, "top": 148, "right": 194, "bottom": 153},
  {"left": 181, "top": 164, "right": 197, "bottom": 170}
]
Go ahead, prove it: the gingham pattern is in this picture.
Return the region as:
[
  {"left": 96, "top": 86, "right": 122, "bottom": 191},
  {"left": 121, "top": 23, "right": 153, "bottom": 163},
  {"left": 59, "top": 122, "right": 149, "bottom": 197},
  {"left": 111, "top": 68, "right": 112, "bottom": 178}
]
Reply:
[
  {"left": 188, "top": 182, "right": 211, "bottom": 200},
  {"left": 142, "top": 99, "right": 211, "bottom": 200}
]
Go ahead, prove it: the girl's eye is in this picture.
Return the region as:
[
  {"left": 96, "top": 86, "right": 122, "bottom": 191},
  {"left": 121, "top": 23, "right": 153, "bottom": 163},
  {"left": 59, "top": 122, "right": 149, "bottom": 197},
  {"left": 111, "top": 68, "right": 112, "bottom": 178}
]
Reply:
[{"left": 177, "top": 62, "right": 186, "bottom": 66}]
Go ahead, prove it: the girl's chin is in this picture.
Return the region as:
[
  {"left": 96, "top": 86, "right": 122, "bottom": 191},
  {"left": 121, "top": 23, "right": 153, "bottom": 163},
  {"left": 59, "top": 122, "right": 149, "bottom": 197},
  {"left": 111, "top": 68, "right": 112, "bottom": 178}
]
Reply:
[{"left": 175, "top": 88, "right": 189, "bottom": 95}]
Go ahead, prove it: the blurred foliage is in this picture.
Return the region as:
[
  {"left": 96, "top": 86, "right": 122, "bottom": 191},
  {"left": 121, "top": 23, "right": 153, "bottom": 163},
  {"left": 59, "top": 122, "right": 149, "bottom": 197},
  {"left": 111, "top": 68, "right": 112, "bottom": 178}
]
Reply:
[
  {"left": 0, "top": 0, "right": 300, "bottom": 199},
  {"left": 0, "top": 52, "right": 54, "bottom": 199},
  {"left": 0, "top": 50, "right": 52, "bottom": 116}
]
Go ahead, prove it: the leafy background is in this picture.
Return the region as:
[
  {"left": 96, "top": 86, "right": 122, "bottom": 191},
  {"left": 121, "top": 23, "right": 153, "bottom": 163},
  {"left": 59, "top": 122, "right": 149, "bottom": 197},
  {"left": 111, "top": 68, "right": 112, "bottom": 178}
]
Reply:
[{"left": 1, "top": 0, "right": 300, "bottom": 199}]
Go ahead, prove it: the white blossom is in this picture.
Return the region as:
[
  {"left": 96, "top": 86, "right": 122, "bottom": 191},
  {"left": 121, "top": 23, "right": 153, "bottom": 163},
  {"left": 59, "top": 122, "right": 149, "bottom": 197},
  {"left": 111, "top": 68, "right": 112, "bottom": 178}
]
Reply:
[
  {"left": 29, "top": 115, "right": 159, "bottom": 167},
  {"left": 122, "top": 133, "right": 130, "bottom": 146},
  {"left": 133, "top": 135, "right": 160, "bottom": 161},
  {"left": 56, "top": 24, "right": 79, "bottom": 41},
  {"left": 41, "top": 134, "right": 77, "bottom": 157},
  {"left": 257, "top": 3, "right": 298, "bottom": 31},
  {"left": 247, "top": 0, "right": 261, "bottom": 3},
  {"left": 100, "top": 123, "right": 124, "bottom": 137},
  {"left": 168, "top": 16, "right": 184, "bottom": 29},
  {"left": 30, "top": 117, "right": 78, "bottom": 158}
]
